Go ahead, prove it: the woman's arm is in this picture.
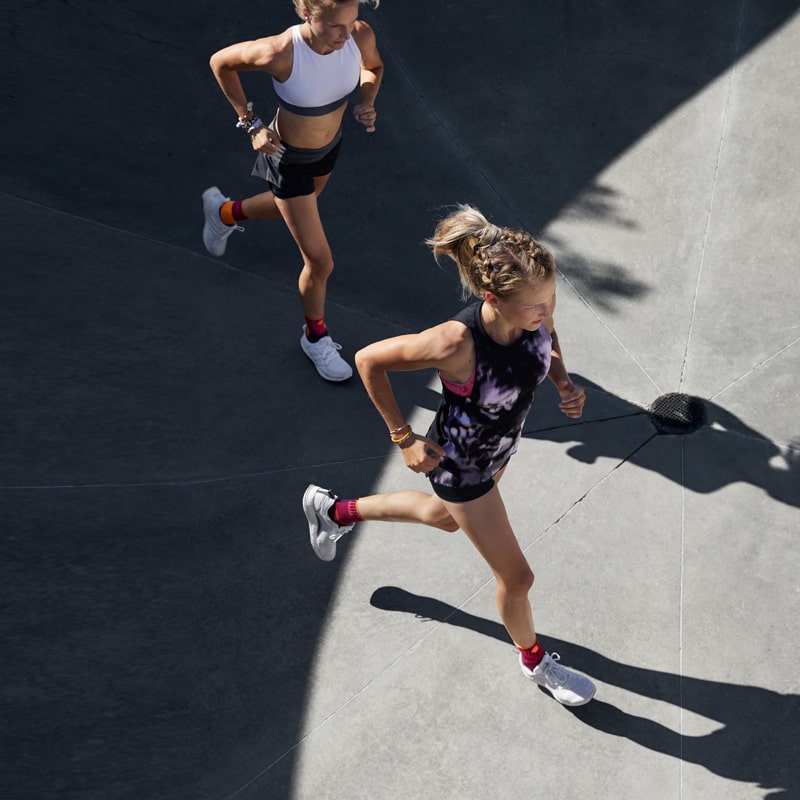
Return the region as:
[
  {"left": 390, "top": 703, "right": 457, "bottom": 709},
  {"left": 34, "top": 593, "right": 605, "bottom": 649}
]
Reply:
[
  {"left": 544, "top": 315, "right": 586, "bottom": 419},
  {"left": 355, "top": 322, "right": 470, "bottom": 471},
  {"left": 209, "top": 35, "right": 290, "bottom": 120},
  {"left": 209, "top": 34, "right": 291, "bottom": 153},
  {"left": 351, "top": 21, "right": 383, "bottom": 132}
]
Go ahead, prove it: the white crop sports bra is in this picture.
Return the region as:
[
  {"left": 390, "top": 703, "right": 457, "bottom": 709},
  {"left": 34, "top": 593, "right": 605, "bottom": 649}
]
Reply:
[{"left": 273, "top": 25, "right": 361, "bottom": 116}]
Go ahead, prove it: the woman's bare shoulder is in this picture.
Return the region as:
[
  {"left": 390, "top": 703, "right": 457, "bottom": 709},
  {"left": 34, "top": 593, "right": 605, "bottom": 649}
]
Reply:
[
  {"left": 221, "top": 27, "right": 294, "bottom": 73},
  {"left": 435, "top": 318, "right": 471, "bottom": 346},
  {"left": 352, "top": 20, "right": 379, "bottom": 55},
  {"left": 418, "top": 319, "right": 473, "bottom": 365},
  {"left": 352, "top": 20, "right": 375, "bottom": 39}
]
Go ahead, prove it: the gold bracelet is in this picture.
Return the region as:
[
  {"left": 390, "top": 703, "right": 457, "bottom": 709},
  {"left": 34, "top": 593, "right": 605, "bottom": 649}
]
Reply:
[{"left": 391, "top": 427, "right": 414, "bottom": 445}]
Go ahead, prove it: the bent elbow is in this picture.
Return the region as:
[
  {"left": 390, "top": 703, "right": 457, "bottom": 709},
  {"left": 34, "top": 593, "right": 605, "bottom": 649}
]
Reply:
[{"left": 209, "top": 50, "right": 228, "bottom": 76}]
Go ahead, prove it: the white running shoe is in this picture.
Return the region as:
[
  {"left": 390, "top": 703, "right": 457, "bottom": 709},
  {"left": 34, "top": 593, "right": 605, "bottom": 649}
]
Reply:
[
  {"left": 300, "top": 329, "right": 353, "bottom": 382},
  {"left": 520, "top": 652, "right": 596, "bottom": 706},
  {"left": 302, "top": 484, "right": 354, "bottom": 561},
  {"left": 202, "top": 186, "right": 243, "bottom": 257}
]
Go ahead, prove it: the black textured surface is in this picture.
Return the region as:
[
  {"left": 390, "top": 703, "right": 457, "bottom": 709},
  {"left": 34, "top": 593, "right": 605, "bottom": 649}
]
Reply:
[{"left": 649, "top": 393, "right": 707, "bottom": 434}]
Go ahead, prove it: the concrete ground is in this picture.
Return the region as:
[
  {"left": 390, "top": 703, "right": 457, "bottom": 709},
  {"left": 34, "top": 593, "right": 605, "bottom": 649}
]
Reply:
[{"left": 3, "top": 1, "right": 799, "bottom": 799}]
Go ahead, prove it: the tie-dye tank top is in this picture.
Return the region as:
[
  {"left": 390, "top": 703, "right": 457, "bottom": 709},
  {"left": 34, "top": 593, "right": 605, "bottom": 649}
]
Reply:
[{"left": 426, "top": 302, "right": 552, "bottom": 490}]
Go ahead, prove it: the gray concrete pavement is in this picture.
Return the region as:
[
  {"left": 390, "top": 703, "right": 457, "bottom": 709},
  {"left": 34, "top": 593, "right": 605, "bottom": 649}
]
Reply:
[{"left": 3, "top": 2, "right": 799, "bottom": 799}]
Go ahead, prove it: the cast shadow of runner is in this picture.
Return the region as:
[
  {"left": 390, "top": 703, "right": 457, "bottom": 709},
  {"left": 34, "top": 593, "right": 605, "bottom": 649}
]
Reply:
[
  {"left": 371, "top": 586, "right": 800, "bottom": 799},
  {"left": 522, "top": 374, "right": 800, "bottom": 509}
]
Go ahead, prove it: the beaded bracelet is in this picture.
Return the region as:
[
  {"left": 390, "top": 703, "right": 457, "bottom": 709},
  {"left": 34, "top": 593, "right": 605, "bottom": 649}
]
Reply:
[
  {"left": 236, "top": 115, "right": 263, "bottom": 134},
  {"left": 235, "top": 101, "right": 264, "bottom": 134}
]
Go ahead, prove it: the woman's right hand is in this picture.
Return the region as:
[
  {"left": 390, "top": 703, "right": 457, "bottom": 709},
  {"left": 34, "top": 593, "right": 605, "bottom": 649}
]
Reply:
[
  {"left": 251, "top": 126, "right": 284, "bottom": 156},
  {"left": 400, "top": 434, "right": 445, "bottom": 473}
]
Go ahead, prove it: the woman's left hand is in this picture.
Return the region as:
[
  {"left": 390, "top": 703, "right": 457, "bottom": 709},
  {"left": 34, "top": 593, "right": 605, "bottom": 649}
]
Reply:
[
  {"left": 557, "top": 380, "right": 586, "bottom": 418},
  {"left": 399, "top": 434, "right": 444, "bottom": 473},
  {"left": 250, "top": 126, "right": 284, "bottom": 155},
  {"left": 353, "top": 103, "right": 377, "bottom": 132}
]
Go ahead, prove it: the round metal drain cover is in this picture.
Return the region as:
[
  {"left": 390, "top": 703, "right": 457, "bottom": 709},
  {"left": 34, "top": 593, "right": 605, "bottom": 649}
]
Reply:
[{"left": 649, "top": 393, "right": 706, "bottom": 434}]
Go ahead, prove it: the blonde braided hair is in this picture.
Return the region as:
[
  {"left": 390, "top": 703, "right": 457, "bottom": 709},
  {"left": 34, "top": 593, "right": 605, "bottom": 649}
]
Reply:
[{"left": 426, "top": 205, "right": 555, "bottom": 300}]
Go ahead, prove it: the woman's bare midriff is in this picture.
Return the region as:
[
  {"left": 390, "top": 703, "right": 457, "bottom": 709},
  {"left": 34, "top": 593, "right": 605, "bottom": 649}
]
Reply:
[{"left": 275, "top": 104, "right": 348, "bottom": 149}]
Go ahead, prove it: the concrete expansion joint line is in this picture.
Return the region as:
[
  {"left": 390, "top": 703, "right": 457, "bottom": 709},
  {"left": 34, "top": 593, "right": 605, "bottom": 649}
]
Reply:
[
  {"left": 558, "top": 270, "right": 663, "bottom": 395},
  {"left": 3, "top": 188, "right": 293, "bottom": 288},
  {"left": 523, "top": 432, "right": 657, "bottom": 551},
  {"left": 679, "top": 438, "right": 687, "bottom": 792},
  {"left": 0, "top": 455, "right": 385, "bottom": 491},
  {"left": 523, "top": 410, "right": 649, "bottom": 439},
  {"left": 679, "top": 0, "right": 747, "bottom": 395},
  {"left": 709, "top": 334, "right": 800, "bottom": 403}
]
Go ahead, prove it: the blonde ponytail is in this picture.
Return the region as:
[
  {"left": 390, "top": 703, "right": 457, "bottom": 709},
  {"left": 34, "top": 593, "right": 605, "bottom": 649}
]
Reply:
[{"left": 427, "top": 205, "right": 555, "bottom": 299}]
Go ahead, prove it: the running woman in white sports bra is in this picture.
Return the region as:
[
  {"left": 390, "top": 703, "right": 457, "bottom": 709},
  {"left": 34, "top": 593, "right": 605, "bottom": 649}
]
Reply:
[{"left": 201, "top": 0, "right": 383, "bottom": 382}]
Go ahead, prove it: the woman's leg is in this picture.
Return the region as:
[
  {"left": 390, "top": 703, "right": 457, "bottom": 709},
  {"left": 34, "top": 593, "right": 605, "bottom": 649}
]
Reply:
[
  {"left": 241, "top": 174, "right": 331, "bottom": 220},
  {"left": 303, "top": 476, "right": 596, "bottom": 704},
  {"left": 440, "top": 482, "right": 596, "bottom": 705},
  {"left": 441, "top": 485, "right": 536, "bottom": 649},
  {"left": 272, "top": 176, "right": 352, "bottom": 380},
  {"left": 274, "top": 176, "right": 334, "bottom": 321},
  {"left": 239, "top": 190, "right": 282, "bottom": 220},
  {"left": 357, "top": 491, "right": 459, "bottom": 532},
  {"left": 202, "top": 175, "right": 331, "bottom": 257},
  {"left": 303, "top": 484, "right": 458, "bottom": 562}
]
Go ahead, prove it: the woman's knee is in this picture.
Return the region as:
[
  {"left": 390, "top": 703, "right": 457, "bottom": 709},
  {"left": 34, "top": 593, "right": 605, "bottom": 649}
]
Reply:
[
  {"left": 302, "top": 256, "right": 334, "bottom": 281},
  {"left": 498, "top": 566, "right": 535, "bottom": 597},
  {"left": 436, "top": 515, "right": 460, "bottom": 533},
  {"left": 420, "top": 498, "right": 459, "bottom": 532}
]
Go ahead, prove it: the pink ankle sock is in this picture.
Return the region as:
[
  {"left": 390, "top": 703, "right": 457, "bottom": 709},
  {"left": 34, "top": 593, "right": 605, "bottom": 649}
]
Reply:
[
  {"left": 330, "top": 499, "right": 361, "bottom": 526},
  {"left": 519, "top": 638, "right": 545, "bottom": 670}
]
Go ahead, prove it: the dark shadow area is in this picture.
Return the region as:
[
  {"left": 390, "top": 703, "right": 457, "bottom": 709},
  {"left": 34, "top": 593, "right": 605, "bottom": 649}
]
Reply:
[
  {"left": 371, "top": 587, "right": 800, "bottom": 799},
  {"left": 2, "top": 1, "right": 798, "bottom": 799},
  {"left": 3, "top": 2, "right": 799, "bottom": 328}
]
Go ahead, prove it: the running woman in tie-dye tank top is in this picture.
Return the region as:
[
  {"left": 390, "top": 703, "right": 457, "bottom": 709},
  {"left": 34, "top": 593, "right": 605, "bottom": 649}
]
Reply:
[
  {"left": 302, "top": 205, "right": 596, "bottom": 706},
  {"left": 425, "top": 300, "right": 553, "bottom": 500}
]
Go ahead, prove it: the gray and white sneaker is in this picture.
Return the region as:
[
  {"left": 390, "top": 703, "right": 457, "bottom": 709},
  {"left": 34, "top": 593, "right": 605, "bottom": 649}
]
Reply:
[
  {"left": 302, "top": 484, "right": 354, "bottom": 562},
  {"left": 520, "top": 652, "right": 596, "bottom": 706},
  {"left": 202, "top": 186, "right": 243, "bottom": 256},
  {"left": 300, "top": 329, "right": 353, "bottom": 382}
]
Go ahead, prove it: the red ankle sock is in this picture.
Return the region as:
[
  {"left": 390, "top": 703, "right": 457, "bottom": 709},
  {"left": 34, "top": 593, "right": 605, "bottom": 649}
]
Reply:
[
  {"left": 231, "top": 200, "right": 248, "bottom": 221},
  {"left": 219, "top": 200, "right": 248, "bottom": 225},
  {"left": 330, "top": 499, "right": 361, "bottom": 526},
  {"left": 519, "top": 638, "right": 545, "bottom": 670},
  {"left": 305, "top": 316, "right": 328, "bottom": 343}
]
